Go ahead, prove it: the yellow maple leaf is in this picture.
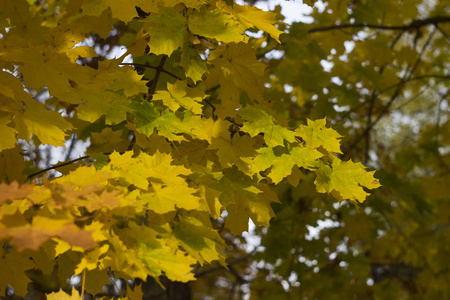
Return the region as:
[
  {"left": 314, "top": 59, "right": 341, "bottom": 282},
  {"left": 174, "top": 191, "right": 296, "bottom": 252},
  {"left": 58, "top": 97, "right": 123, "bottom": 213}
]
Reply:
[
  {"left": 188, "top": 7, "right": 245, "bottom": 43},
  {"left": 14, "top": 98, "right": 72, "bottom": 146},
  {"left": 74, "top": 244, "right": 110, "bottom": 274},
  {"left": 82, "top": 0, "right": 159, "bottom": 23},
  {"left": 208, "top": 119, "right": 257, "bottom": 173},
  {"left": 124, "top": 286, "right": 144, "bottom": 300},
  {"left": 207, "top": 43, "right": 266, "bottom": 117},
  {"left": 140, "top": 183, "right": 201, "bottom": 214},
  {"left": 47, "top": 287, "right": 82, "bottom": 300},
  {"left": 0, "top": 113, "right": 17, "bottom": 152},
  {"left": 219, "top": 2, "right": 283, "bottom": 43}
]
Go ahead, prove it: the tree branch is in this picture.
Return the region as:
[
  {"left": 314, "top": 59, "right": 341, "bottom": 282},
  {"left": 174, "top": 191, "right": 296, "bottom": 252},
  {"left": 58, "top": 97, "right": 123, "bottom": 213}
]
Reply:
[
  {"left": 308, "top": 16, "right": 450, "bottom": 34},
  {"left": 148, "top": 56, "right": 167, "bottom": 99},
  {"left": 120, "top": 62, "right": 182, "bottom": 81},
  {"left": 344, "top": 28, "right": 437, "bottom": 156},
  {"left": 27, "top": 155, "right": 90, "bottom": 180},
  {"left": 64, "top": 134, "right": 77, "bottom": 161},
  {"left": 195, "top": 250, "right": 256, "bottom": 278}
]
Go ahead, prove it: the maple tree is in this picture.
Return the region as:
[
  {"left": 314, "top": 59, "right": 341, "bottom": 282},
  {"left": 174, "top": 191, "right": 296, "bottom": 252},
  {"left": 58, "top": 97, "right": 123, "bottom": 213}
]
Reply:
[
  {"left": 0, "top": 0, "right": 446, "bottom": 299},
  {"left": 0, "top": 0, "right": 380, "bottom": 298}
]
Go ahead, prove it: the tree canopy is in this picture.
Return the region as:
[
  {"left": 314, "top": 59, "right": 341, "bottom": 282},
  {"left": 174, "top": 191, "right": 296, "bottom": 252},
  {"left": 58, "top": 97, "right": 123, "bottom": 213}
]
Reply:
[{"left": 0, "top": 0, "right": 449, "bottom": 299}]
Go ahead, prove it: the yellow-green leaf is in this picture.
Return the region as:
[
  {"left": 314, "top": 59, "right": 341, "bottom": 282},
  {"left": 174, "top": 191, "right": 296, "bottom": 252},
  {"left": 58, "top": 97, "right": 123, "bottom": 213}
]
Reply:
[
  {"left": 315, "top": 159, "right": 381, "bottom": 203},
  {"left": 188, "top": 8, "right": 245, "bottom": 43},
  {"left": 296, "top": 118, "right": 343, "bottom": 154}
]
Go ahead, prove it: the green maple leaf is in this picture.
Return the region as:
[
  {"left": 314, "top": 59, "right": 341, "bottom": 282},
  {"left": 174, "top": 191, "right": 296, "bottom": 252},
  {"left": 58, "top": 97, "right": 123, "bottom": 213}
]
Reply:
[
  {"left": 239, "top": 105, "right": 296, "bottom": 147},
  {"left": 153, "top": 81, "right": 204, "bottom": 114},
  {"left": 252, "top": 146, "right": 322, "bottom": 183},
  {"left": 144, "top": 7, "right": 187, "bottom": 55},
  {"left": 174, "top": 217, "right": 224, "bottom": 264},
  {"left": 181, "top": 39, "right": 208, "bottom": 82}
]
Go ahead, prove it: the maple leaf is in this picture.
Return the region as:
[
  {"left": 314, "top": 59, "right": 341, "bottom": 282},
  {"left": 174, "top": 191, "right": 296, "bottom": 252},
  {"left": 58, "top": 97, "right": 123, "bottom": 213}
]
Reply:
[
  {"left": 0, "top": 182, "right": 33, "bottom": 204},
  {"left": 315, "top": 159, "right": 381, "bottom": 203},
  {"left": 207, "top": 43, "right": 266, "bottom": 117},
  {"left": 4, "top": 45, "right": 89, "bottom": 99},
  {"left": 131, "top": 100, "right": 210, "bottom": 141},
  {"left": 125, "top": 285, "right": 144, "bottom": 300},
  {"left": 188, "top": 7, "right": 245, "bottom": 43},
  {"left": 207, "top": 119, "right": 257, "bottom": 172},
  {"left": 173, "top": 216, "right": 225, "bottom": 264},
  {"left": 139, "top": 244, "right": 196, "bottom": 282},
  {"left": 81, "top": 0, "right": 159, "bottom": 23},
  {"left": 252, "top": 146, "right": 322, "bottom": 183},
  {"left": 75, "top": 245, "right": 109, "bottom": 274},
  {"left": 219, "top": 168, "right": 275, "bottom": 234},
  {"left": 0, "top": 216, "right": 97, "bottom": 251},
  {"left": 153, "top": 81, "right": 204, "bottom": 114},
  {"left": 47, "top": 288, "right": 82, "bottom": 300},
  {"left": 239, "top": 105, "right": 296, "bottom": 147},
  {"left": 0, "top": 113, "right": 17, "bottom": 151},
  {"left": 0, "top": 247, "right": 34, "bottom": 296},
  {"left": 228, "top": 3, "right": 284, "bottom": 43},
  {"left": 14, "top": 98, "right": 73, "bottom": 146},
  {"left": 0, "top": 146, "right": 27, "bottom": 182},
  {"left": 83, "top": 268, "right": 112, "bottom": 295},
  {"left": 141, "top": 183, "right": 201, "bottom": 214},
  {"left": 296, "top": 118, "right": 343, "bottom": 154},
  {"left": 69, "top": 87, "right": 132, "bottom": 125},
  {"left": 181, "top": 37, "right": 208, "bottom": 82},
  {"left": 144, "top": 7, "right": 187, "bottom": 56}
]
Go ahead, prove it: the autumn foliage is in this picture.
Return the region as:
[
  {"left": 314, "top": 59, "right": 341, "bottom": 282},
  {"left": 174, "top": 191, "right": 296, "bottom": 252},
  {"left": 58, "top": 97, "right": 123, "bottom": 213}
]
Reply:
[{"left": 5, "top": 0, "right": 447, "bottom": 299}]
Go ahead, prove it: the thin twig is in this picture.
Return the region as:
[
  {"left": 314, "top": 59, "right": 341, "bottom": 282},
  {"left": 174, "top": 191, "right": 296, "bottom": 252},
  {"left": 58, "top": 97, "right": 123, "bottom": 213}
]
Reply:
[
  {"left": 107, "top": 268, "right": 125, "bottom": 298},
  {"left": 308, "top": 16, "right": 450, "bottom": 34},
  {"left": 64, "top": 134, "right": 77, "bottom": 161},
  {"left": 344, "top": 27, "right": 437, "bottom": 155},
  {"left": 195, "top": 250, "right": 257, "bottom": 278},
  {"left": 364, "top": 91, "right": 377, "bottom": 164},
  {"left": 436, "top": 25, "right": 450, "bottom": 40},
  {"left": 120, "top": 62, "right": 182, "bottom": 80},
  {"left": 27, "top": 155, "right": 89, "bottom": 180}
]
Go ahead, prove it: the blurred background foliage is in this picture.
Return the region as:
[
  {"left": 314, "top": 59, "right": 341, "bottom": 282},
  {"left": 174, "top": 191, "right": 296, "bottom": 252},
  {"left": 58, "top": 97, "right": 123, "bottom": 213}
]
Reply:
[{"left": 191, "top": 0, "right": 450, "bottom": 299}]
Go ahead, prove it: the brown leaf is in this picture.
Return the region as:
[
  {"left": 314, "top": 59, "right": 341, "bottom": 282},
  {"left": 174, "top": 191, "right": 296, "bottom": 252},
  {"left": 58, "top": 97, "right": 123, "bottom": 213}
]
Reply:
[{"left": 0, "top": 182, "right": 34, "bottom": 204}]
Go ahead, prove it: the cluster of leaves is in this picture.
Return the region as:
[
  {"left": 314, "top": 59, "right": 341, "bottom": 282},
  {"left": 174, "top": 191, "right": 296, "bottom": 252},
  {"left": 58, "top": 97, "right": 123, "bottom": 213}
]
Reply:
[
  {"left": 188, "top": 0, "right": 449, "bottom": 299},
  {"left": 0, "top": 0, "right": 380, "bottom": 298}
]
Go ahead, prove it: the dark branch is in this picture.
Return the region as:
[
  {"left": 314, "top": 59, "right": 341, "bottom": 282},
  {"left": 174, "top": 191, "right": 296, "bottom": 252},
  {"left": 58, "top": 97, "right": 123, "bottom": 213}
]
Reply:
[
  {"left": 195, "top": 250, "right": 256, "bottom": 278},
  {"left": 27, "top": 155, "right": 90, "bottom": 180},
  {"left": 120, "top": 62, "right": 182, "bottom": 81},
  {"left": 64, "top": 134, "right": 77, "bottom": 161},
  {"left": 344, "top": 28, "right": 437, "bottom": 156},
  {"left": 308, "top": 16, "right": 450, "bottom": 34}
]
